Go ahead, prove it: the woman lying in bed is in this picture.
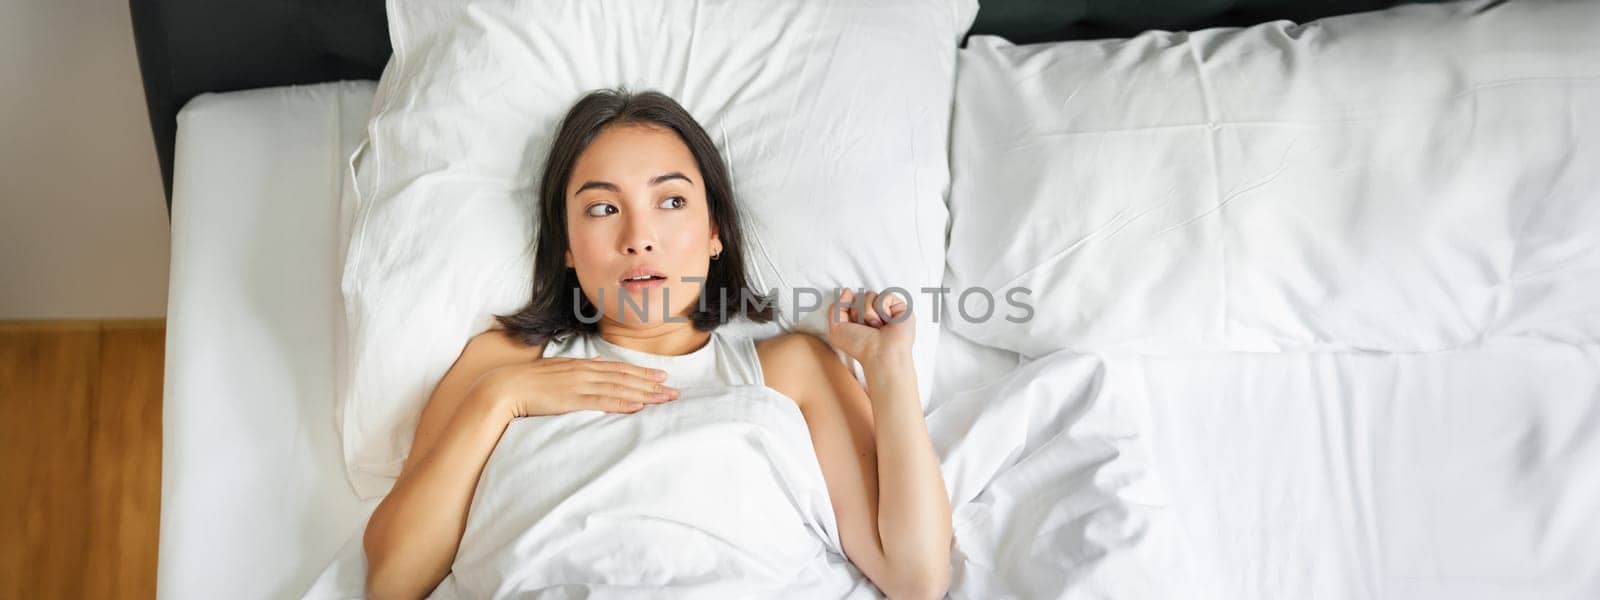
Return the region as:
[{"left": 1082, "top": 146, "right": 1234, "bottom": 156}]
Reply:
[{"left": 361, "top": 88, "right": 952, "bottom": 599}]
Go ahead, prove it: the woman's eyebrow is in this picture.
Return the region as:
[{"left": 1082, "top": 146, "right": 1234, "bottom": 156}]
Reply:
[
  {"left": 574, "top": 172, "right": 691, "bottom": 195},
  {"left": 650, "top": 172, "right": 692, "bottom": 186},
  {"left": 574, "top": 180, "right": 618, "bottom": 194}
]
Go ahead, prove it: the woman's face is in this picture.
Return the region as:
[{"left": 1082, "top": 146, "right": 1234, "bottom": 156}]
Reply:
[{"left": 564, "top": 123, "right": 722, "bottom": 328}]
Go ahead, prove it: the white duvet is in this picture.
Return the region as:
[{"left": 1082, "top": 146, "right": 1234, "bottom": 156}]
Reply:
[
  {"left": 308, "top": 384, "right": 881, "bottom": 599},
  {"left": 926, "top": 342, "right": 1600, "bottom": 599},
  {"left": 441, "top": 361, "right": 1160, "bottom": 600},
  {"left": 308, "top": 339, "right": 1600, "bottom": 599},
  {"left": 306, "top": 353, "right": 1161, "bottom": 599},
  {"left": 432, "top": 384, "right": 876, "bottom": 599}
]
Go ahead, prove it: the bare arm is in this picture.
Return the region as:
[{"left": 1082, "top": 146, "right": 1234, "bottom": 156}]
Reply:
[
  {"left": 362, "top": 331, "right": 532, "bottom": 599},
  {"left": 859, "top": 349, "right": 951, "bottom": 599},
  {"left": 760, "top": 331, "right": 951, "bottom": 600}
]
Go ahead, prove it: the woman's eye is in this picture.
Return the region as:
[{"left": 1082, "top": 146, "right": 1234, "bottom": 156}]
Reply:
[
  {"left": 585, "top": 203, "right": 617, "bottom": 217},
  {"left": 659, "top": 196, "right": 687, "bottom": 210}
]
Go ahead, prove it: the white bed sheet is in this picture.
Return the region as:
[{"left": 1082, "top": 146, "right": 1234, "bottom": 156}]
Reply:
[{"left": 160, "top": 81, "right": 380, "bottom": 600}]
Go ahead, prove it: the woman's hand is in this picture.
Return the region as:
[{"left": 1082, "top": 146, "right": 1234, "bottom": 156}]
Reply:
[
  {"left": 470, "top": 357, "right": 678, "bottom": 417},
  {"left": 825, "top": 287, "right": 915, "bottom": 366}
]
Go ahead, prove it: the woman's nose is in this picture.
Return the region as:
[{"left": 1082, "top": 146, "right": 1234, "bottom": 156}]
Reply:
[{"left": 620, "top": 214, "right": 656, "bottom": 254}]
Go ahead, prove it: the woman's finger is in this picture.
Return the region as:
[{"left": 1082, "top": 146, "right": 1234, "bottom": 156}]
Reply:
[
  {"left": 862, "top": 290, "right": 883, "bottom": 326},
  {"left": 580, "top": 371, "right": 675, "bottom": 402},
  {"left": 881, "top": 290, "right": 907, "bottom": 321},
  {"left": 607, "top": 372, "right": 677, "bottom": 402},
  {"left": 831, "top": 289, "right": 853, "bottom": 325},
  {"left": 582, "top": 393, "right": 644, "bottom": 414},
  {"left": 584, "top": 358, "right": 668, "bottom": 382},
  {"left": 582, "top": 383, "right": 655, "bottom": 410}
]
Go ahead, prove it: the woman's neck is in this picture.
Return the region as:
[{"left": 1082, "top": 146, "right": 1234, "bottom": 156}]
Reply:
[{"left": 595, "top": 320, "right": 711, "bottom": 356}]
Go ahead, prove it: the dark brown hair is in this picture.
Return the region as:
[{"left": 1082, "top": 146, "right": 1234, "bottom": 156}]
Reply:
[{"left": 494, "top": 88, "right": 776, "bottom": 347}]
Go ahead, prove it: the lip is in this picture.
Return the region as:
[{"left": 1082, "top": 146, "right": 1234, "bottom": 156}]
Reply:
[
  {"left": 621, "top": 277, "right": 668, "bottom": 292},
  {"left": 619, "top": 266, "right": 668, "bottom": 292},
  {"left": 619, "top": 265, "right": 666, "bottom": 283}
]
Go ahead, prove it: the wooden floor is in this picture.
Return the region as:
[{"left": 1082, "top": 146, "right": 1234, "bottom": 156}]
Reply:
[{"left": 1, "top": 320, "right": 163, "bottom": 599}]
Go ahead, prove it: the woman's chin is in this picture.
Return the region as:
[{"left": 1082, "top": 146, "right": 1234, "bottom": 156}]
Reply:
[
  {"left": 608, "top": 288, "right": 661, "bottom": 320},
  {"left": 604, "top": 287, "right": 702, "bottom": 322}
]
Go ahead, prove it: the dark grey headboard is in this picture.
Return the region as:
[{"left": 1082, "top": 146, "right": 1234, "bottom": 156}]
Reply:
[{"left": 130, "top": 0, "right": 1424, "bottom": 213}]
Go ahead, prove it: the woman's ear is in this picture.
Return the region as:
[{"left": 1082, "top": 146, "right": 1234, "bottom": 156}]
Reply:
[
  {"left": 564, "top": 250, "right": 573, "bottom": 269},
  {"left": 708, "top": 225, "right": 722, "bottom": 255}
]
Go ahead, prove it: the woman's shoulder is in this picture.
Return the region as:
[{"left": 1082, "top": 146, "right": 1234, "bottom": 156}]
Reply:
[
  {"left": 754, "top": 331, "right": 838, "bottom": 408},
  {"left": 466, "top": 327, "right": 547, "bottom": 363}
]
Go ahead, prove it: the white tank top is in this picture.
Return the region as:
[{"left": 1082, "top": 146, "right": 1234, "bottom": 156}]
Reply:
[{"left": 539, "top": 327, "right": 768, "bottom": 394}]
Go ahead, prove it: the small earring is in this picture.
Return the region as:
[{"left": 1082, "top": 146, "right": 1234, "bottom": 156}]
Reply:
[{"left": 711, "top": 251, "right": 722, "bottom": 261}]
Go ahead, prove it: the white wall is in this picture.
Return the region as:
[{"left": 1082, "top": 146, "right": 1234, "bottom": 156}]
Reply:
[{"left": 1, "top": 0, "right": 170, "bottom": 319}]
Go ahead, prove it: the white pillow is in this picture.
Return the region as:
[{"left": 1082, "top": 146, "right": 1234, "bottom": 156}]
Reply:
[
  {"left": 340, "top": 0, "right": 978, "bottom": 498},
  {"left": 945, "top": 0, "right": 1600, "bottom": 359}
]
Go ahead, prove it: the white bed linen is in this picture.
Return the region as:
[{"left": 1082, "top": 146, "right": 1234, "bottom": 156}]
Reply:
[
  {"left": 436, "top": 385, "right": 875, "bottom": 598},
  {"left": 160, "top": 81, "right": 380, "bottom": 600},
  {"left": 930, "top": 3, "right": 1600, "bottom": 593},
  {"left": 926, "top": 341, "right": 1600, "bottom": 599},
  {"left": 946, "top": 0, "right": 1600, "bottom": 359},
  {"left": 930, "top": 323, "right": 1023, "bottom": 412},
  {"left": 323, "top": 326, "right": 1596, "bottom": 599}
]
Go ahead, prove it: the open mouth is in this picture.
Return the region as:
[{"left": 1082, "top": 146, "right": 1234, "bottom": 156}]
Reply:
[{"left": 620, "top": 272, "right": 668, "bottom": 291}]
